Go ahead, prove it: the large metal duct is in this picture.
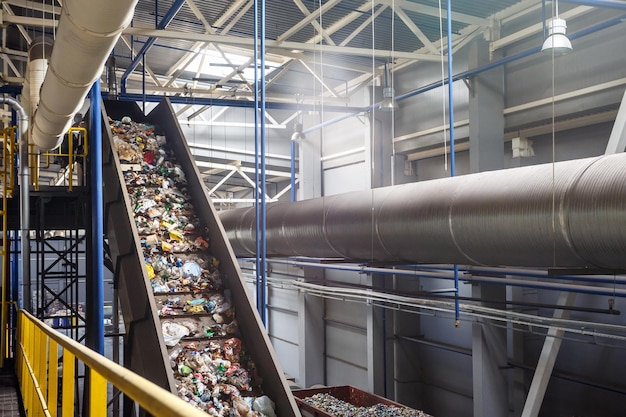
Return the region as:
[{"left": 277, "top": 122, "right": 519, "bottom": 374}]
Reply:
[
  {"left": 31, "top": 0, "right": 138, "bottom": 150},
  {"left": 20, "top": 36, "right": 53, "bottom": 120},
  {"left": 220, "top": 153, "right": 626, "bottom": 269}
]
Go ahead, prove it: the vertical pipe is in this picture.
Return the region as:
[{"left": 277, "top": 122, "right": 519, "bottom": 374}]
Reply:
[
  {"left": 142, "top": 54, "right": 146, "bottom": 114},
  {"left": 253, "top": 0, "right": 262, "bottom": 322},
  {"left": 0, "top": 98, "right": 29, "bottom": 312},
  {"left": 87, "top": 81, "right": 104, "bottom": 354},
  {"left": 290, "top": 140, "right": 296, "bottom": 202},
  {"left": 260, "top": 0, "right": 268, "bottom": 326},
  {"left": 446, "top": 0, "right": 460, "bottom": 326}
]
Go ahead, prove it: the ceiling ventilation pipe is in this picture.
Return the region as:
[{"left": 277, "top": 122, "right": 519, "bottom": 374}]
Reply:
[
  {"left": 31, "top": 0, "right": 139, "bottom": 150},
  {"left": 220, "top": 153, "right": 626, "bottom": 270},
  {"left": 20, "top": 36, "right": 53, "bottom": 120}
]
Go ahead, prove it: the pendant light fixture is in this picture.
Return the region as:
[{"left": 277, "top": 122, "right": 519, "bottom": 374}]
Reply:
[
  {"left": 541, "top": 0, "right": 572, "bottom": 55},
  {"left": 291, "top": 93, "right": 306, "bottom": 141},
  {"left": 380, "top": 61, "right": 398, "bottom": 111}
]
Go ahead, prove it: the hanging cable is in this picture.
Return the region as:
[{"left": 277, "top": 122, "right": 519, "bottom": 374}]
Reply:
[
  {"left": 550, "top": 0, "right": 557, "bottom": 267},
  {"left": 445, "top": 0, "right": 460, "bottom": 327},
  {"left": 438, "top": 0, "right": 448, "bottom": 171},
  {"left": 390, "top": 0, "right": 397, "bottom": 185}
]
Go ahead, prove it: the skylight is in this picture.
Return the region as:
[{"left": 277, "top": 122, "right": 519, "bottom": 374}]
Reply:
[{"left": 180, "top": 48, "right": 281, "bottom": 86}]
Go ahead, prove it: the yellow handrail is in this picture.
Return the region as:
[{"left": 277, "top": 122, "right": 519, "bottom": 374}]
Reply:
[
  {"left": 0, "top": 127, "right": 12, "bottom": 368},
  {"left": 38, "top": 126, "right": 88, "bottom": 191},
  {"left": 17, "top": 309, "right": 210, "bottom": 417}
]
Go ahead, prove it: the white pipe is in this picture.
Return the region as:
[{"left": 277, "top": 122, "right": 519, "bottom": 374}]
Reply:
[
  {"left": 20, "top": 37, "right": 52, "bottom": 136},
  {"left": 0, "top": 97, "right": 29, "bottom": 310},
  {"left": 31, "top": 0, "right": 139, "bottom": 150}
]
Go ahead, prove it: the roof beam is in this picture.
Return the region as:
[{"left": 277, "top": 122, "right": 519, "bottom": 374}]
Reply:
[
  {"left": 123, "top": 28, "right": 445, "bottom": 62},
  {"left": 292, "top": 0, "right": 336, "bottom": 45},
  {"left": 490, "top": 6, "right": 592, "bottom": 51},
  {"left": 393, "top": 6, "right": 439, "bottom": 54},
  {"left": 384, "top": 0, "right": 488, "bottom": 26},
  {"left": 2, "top": 4, "right": 34, "bottom": 44},
  {"left": 308, "top": 1, "right": 374, "bottom": 45},
  {"left": 120, "top": 0, "right": 187, "bottom": 93},
  {"left": 276, "top": 0, "right": 342, "bottom": 42},
  {"left": 339, "top": 4, "right": 387, "bottom": 47}
]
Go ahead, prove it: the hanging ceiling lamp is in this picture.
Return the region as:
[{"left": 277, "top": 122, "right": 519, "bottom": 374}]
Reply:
[
  {"left": 380, "top": 62, "right": 398, "bottom": 111},
  {"left": 541, "top": 0, "right": 572, "bottom": 55},
  {"left": 291, "top": 93, "right": 306, "bottom": 141}
]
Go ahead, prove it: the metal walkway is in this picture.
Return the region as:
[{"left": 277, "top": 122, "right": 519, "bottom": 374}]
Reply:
[{"left": 0, "top": 365, "right": 22, "bottom": 417}]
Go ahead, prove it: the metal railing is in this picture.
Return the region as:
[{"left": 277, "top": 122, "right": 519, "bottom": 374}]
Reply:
[
  {"left": 17, "top": 309, "right": 210, "bottom": 417},
  {"left": 0, "top": 127, "right": 15, "bottom": 368},
  {"left": 39, "top": 127, "right": 89, "bottom": 191}
]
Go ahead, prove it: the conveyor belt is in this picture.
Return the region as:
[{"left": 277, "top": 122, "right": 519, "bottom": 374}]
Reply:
[{"left": 102, "top": 98, "right": 299, "bottom": 416}]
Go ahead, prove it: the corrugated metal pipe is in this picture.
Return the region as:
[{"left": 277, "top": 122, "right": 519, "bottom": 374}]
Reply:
[
  {"left": 31, "top": 0, "right": 138, "bottom": 150},
  {"left": 220, "top": 153, "right": 626, "bottom": 270}
]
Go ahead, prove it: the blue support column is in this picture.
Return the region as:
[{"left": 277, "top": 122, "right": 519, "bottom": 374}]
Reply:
[
  {"left": 253, "top": 0, "right": 267, "bottom": 325},
  {"left": 87, "top": 81, "right": 104, "bottom": 354},
  {"left": 446, "top": 0, "right": 460, "bottom": 327},
  {"left": 120, "top": 0, "right": 186, "bottom": 93}
]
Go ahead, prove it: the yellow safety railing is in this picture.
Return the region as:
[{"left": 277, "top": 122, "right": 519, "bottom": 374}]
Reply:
[
  {"left": 17, "top": 309, "right": 210, "bottom": 417},
  {"left": 0, "top": 127, "right": 15, "bottom": 368},
  {"left": 38, "top": 127, "right": 88, "bottom": 191}
]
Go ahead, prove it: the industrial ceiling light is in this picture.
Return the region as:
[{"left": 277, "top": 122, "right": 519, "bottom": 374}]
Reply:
[
  {"left": 541, "top": 0, "right": 572, "bottom": 55},
  {"left": 291, "top": 122, "right": 306, "bottom": 142},
  {"left": 380, "top": 62, "right": 398, "bottom": 111},
  {"left": 291, "top": 93, "right": 306, "bottom": 141}
]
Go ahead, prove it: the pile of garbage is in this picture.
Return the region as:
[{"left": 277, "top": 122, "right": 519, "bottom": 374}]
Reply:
[
  {"left": 303, "top": 393, "right": 430, "bottom": 417},
  {"left": 111, "top": 116, "right": 276, "bottom": 417}
]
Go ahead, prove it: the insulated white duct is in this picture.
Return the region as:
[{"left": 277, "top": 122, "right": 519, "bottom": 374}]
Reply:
[
  {"left": 32, "top": 0, "right": 139, "bottom": 150},
  {"left": 20, "top": 37, "right": 53, "bottom": 120}
]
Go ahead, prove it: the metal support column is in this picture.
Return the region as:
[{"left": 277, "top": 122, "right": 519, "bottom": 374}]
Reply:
[
  {"left": 604, "top": 88, "right": 626, "bottom": 155},
  {"left": 297, "top": 266, "right": 325, "bottom": 387},
  {"left": 366, "top": 273, "right": 387, "bottom": 395},
  {"left": 86, "top": 82, "right": 104, "bottom": 354},
  {"left": 468, "top": 38, "right": 504, "bottom": 173},
  {"left": 521, "top": 291, "right": 577, "bottom": 417},
  {"left": 472, "top": 283, "right": 508, "bottom": 417}
]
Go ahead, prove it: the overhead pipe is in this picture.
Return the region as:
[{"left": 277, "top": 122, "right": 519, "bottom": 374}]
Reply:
[
  {"left": 220, "top": 153, "right": 626, "bottom": 270},
  {"left": 20, "top": 36, "right": 53, "bottom": 120},
  {"left": 0, "top": 97, "right": 29, "bottom": 311},
  {"left": 252, "top": 258, "right": 626, "bottom": 298},
  {"left": 31, "top": 0, "right": 139, "bottom": 150}
]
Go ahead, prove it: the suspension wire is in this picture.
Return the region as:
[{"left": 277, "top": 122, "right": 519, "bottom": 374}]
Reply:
[
  {"left": 370, "top": 0, "right": 376, "bottom": 262},
  {"left": 390, "top": 0, "right": 396, "bottom": 186},
  {"left": 438, "top": 0, "right": 448, "bottom": 171},
  {"left": 550, "top": 1, "right": 557, "bottom": 268}
]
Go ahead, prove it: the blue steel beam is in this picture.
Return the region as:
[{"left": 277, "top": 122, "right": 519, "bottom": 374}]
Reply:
[
  {"left": 115, "top": 92, "right": 363, "bottom": 113},
  {"left": 120, "top": 0, "right": 186, "bottom": 94},
  {"left": 561, "top": 0, "right": 626, "bottom": 9}
]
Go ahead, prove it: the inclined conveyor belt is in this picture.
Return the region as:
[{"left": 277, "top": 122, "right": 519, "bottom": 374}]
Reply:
[{"left": 101, "top": 98, "right": 299, "bottom": 417}]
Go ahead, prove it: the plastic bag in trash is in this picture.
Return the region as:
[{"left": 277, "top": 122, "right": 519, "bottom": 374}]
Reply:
[
  {"left": 253, "top": 395, "right": 277, "bottom": 417},
  {"left": 162, "top": 321, "right": 190, "bottom": 346}
]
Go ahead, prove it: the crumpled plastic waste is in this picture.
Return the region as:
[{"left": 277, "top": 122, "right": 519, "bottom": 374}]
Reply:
[
  {"left": 111, "top": 116, "right": 274, "bottom": 416},
  {"left": 162, "top": 322, "right": 190, "bottom": 347}
]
